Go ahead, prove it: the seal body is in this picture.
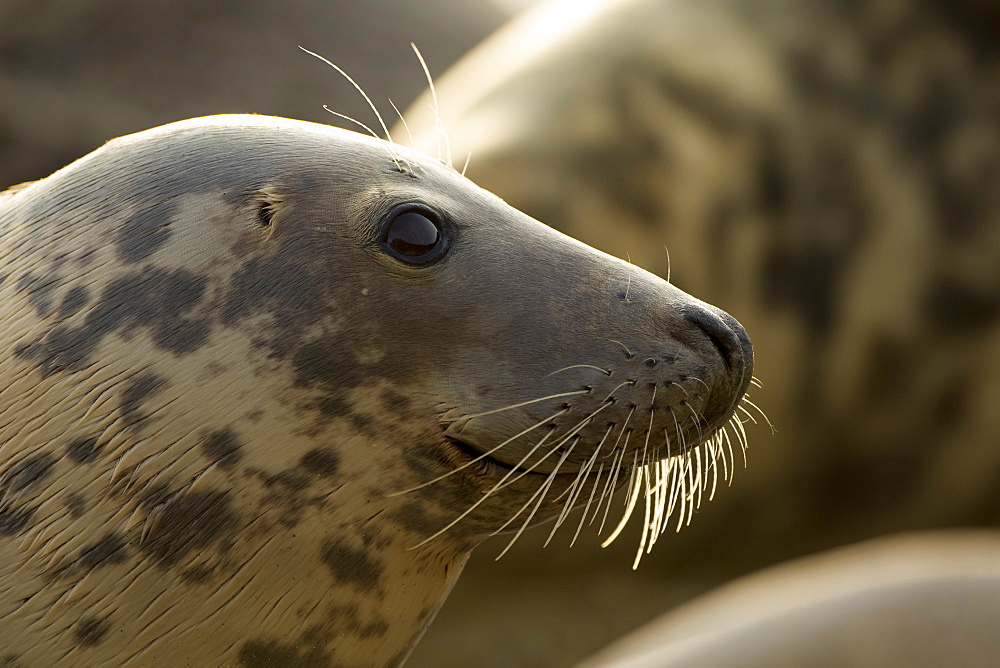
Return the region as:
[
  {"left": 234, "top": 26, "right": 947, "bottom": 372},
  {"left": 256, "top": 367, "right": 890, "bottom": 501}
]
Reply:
[
  {"left": 583, "top": 531, "right": 1000, "bottom": 667},
  {"left": 0, "top": 115, "right": 751, "bottom": 664}
]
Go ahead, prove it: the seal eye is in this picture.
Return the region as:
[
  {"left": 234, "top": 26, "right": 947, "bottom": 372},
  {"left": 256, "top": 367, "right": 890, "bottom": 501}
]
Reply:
[{"left": 383, "top": 210, "right": 445, "bottom": 264}]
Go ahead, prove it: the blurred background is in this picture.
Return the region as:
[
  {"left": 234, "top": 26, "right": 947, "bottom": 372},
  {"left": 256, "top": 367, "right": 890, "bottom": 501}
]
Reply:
[{"left": 3, "top": 1, "right": 998, "bottom": 665}]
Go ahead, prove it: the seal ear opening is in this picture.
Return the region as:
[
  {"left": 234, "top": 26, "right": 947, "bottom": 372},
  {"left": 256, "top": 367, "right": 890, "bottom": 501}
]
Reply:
[{"left": 251, "top": 187, "right": 285, "bottom": 238}]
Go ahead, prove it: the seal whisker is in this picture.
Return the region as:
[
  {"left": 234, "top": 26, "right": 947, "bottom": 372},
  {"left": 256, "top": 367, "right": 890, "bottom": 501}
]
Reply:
[
  {"left": 689, "top": 376, "right": 711, "bottom": 393},
  {"left": 410, "top": 42, "right": 453, "bottom": 168},
  {"left": 721, "top": 423, "right": 738, "bottom": 484},
  {"left": 600, "top": 448, "right": 642, "bottom": 550},
  {"left": 634, "top": 466, "right": 652, "bottom": 567},
  {"left": 461, "top": 151, "right": 472, "bottom": 177},
  {"left": 548, "top": 422, "right": 613, "bottom": 543},
  {"left": 669, "top": 407, "right": 683, "bottom": 455},
  {"left": 544, "top": 437, "right": 589, "bottom": 546},
  {"left": 571, "top": 461, "right": 605, "bottom": 547},
  {"left": 692, "top": 445, "right": 704, "bottom": 513},
  {"left": 405, "top": 426, "right": 561, "bottom": 549},
  {"left": 544, "top": 363, "right": 612, "bottom": 378},
  {"left": 606, "top": 338, "right": 634, "bottom": 359},
  {"left": 741, "top": 396, "right": 776, "bottom": 434},
  {"left": 689, "top": 451, "right": 701, "bottom": 524},
  {"left": 682, "top": 401, "right": 705, "bottom": 444},
  {"left": 645, "top": 462, "right": 664, "bottom": 555},
  {"left": 706, "top": 436, "right": 721, "bottom": 500},
  {"left": 623, "top": 253, "right": 634, "bottom": 301},
  {"left": 736, "top": 404, "right": 758, "bottom": 425},
  {"left": 551, "top": 423, "right": 613, "bottom": 505},
  {"left": 388, "top": 97, "right": 415, "bottom": 151},
  {"left": 321, "top": 106, "right": 410, "bottom": 171},
  {"left": 494, "top": 446, "right": 575, "bottom": 560},
  {"left": 300, "top": 46, "right": 404, "bottom": 168},
  {"left": 459, "top": 389, "right": 588, "bottom": 421},
  {"left": 665, "top": 457, "right": 682, "bottom": 526},
  {"left": 663, "top": 244, "right": 672, "bottom": 284},
  {"left": 594, "top": 445, "right": 627, "bottom": 532},
  {"left": 730, "top": 414, "right": 750, "bottom": 466},
  {"left": 669, "top": 380, "right": 690, "bottom": 398}
]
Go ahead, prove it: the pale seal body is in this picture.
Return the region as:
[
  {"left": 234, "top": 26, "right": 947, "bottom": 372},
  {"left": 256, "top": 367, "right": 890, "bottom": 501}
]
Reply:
[
  {"left": 0, "top": 115, "right": 751, "bottom": 664},
  {"left": 583, "top": 531, "right": 1000, "bottom": 667}
]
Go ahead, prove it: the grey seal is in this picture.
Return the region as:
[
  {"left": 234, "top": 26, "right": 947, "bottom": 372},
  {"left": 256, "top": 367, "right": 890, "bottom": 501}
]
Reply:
[{"left": 0, "top": 114, "right": 752, "bottom": 664}]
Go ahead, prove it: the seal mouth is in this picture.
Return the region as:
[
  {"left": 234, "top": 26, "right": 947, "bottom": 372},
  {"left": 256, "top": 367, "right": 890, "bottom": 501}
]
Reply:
[{"left": 445, "top": 435, "right": 543, "bottom": 477}]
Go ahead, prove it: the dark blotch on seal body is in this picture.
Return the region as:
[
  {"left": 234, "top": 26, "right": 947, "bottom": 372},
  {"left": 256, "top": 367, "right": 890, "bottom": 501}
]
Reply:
[{"left": 0, "top": 115, "right": 751, "bottom": 664}]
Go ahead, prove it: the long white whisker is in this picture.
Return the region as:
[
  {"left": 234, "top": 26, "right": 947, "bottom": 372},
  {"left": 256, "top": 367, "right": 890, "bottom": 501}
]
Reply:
[
  {"left": 548, "top": 422, "right": 612, "bottom": 543},
  {"left": 410, "top": 42, "right": 452, "bottom": 167},
  {"left": 301, "top": 47, "right": 401, "bottom": 165},
  {"left": 388, "top": 97, "right": 415, "bottom": 151},
  {"left": 591, "top": 438, "right": 628, "bottom": 536},
  {"left": 544, "top": 364, "right": 612, "bottom": 378},
  {"left": 741, "top": 397, "right": 776, "bottom": 433},
  {"left": 320, "top": 107, "right": 405, "bottom": 169},
  {"left": 494, "top": 447, "right": 574, "bottom": 560},
  {"left": 601, "top": 451, "right": 642, "bottom": 549},
  {"left": 461, "top": 390, "right": 588, "bottom": 421},
  {"left": 572, "top": 461, "right": 604, "bottom": 547}
]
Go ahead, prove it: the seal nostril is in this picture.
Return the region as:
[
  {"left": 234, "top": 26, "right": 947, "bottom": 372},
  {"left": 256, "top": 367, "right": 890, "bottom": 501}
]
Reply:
[{"left": 683, "top": 310, "right": 746, "bottom": 374}]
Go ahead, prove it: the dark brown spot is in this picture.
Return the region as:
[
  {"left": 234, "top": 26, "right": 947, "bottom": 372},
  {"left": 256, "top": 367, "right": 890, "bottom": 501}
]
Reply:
[
  {"left": 381, "top": 389, "right": 412, "bottom": 412},
  {"left": 324, "top": 605, "right": 390, "bottom": 640},
  {"left": 0, "top": 506, "right": 35, "bottom": 536},
  {"left": 299, "top": 449, "right": 339, "bottom": 477},
  {"left": 140, "top": 489, "right": 241, "bottom": 567},
  {"left": 57, "top": 286, "right": 90, "bottom": 318},
  {"left": 258, "top": 469, "right": 312, "bottom": 492},
  {"left": 66, "top": 436, "right": 103, "bottom": 463},
  {"left": 120, "top": 374, "right": 166, "bottom": 431},
  {"left": 1, "top": 453, "right": 55, "bottom": 493},
  {"left": 75, "top": 616, "right": 110, "bottom": 646},
  {"left": 201, "top": 429, "right": 244, "bottom": 468},
  {"left": 14, "top": 268, "right": 211, "bottom": 377},
  {"left": 136, "top": 482, "right": 172, "bottom": 509},
  {"left": 79, "top": 532, "right": 128, "bottom": 569},
  {"left": 116, "top": 201, "right": 176, "bottom": 264},
  {"left": 15, "top": 272, "right": 60, "bottom": 317},
  {"left": 64, "top": 493, "right": 86, "bottom": 518},
  {"left": 320, "top": 539, "right": 384, "bottom": 591}
]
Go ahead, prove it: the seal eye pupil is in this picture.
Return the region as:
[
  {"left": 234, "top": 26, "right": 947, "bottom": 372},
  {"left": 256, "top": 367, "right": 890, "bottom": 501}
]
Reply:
[{"left": 385, "top": 210, "right": 442, "bottom": 262}]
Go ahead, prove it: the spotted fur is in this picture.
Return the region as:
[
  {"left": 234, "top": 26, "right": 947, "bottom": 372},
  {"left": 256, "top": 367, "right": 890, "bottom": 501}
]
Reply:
[{"left": 0, "top": 115, "right": 750, "bottom": 663}]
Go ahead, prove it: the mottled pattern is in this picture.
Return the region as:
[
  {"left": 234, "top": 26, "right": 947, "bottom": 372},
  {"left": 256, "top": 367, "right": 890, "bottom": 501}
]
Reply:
[{"left": 0, "top": 115, "right": 747, "bottom": 664}]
